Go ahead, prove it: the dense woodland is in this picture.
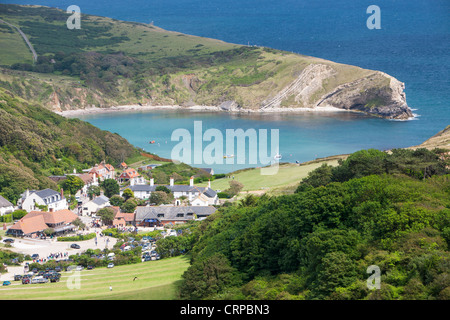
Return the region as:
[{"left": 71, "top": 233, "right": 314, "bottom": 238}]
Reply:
[{"left": 175, "top": 148, "right": 450, "bottom": 300}]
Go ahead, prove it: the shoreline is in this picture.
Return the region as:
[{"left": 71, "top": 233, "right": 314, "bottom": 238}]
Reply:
[{"left": 56, "top": 104, "right": 352, "bottom": 117}]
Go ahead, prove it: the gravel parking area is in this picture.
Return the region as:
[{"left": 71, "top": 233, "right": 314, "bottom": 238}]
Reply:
[{"left": 1, "top": 228, "right": 117, "bottom": 281}]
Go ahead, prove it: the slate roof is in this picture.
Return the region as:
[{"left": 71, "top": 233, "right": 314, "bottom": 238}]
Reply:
[
  {"left": 91, "top": 195, "right": 109, "bottom": 206},
  {"left": 34, "top": 189, "right": 60, "bottom": 199},
  {"left": 135, "top": 206, "right": 216, "bottom": 222},
  {"left": 129, "top": 184, "right": 217, "bottom": 198},
  {"left": 0, "top": 195, "right": 13, "bottom": 208}
]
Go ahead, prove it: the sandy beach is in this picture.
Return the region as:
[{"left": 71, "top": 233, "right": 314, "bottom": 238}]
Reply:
[{"left": 56, "top": 104, "right": 350, "bottom": 117}]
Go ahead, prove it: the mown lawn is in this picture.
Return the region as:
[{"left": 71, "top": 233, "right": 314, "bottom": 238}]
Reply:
[
  {"left": 0, "top": 255, "right": 190, "bottom": 300},
  {"left": 199, "top": 160, "right": 340, "bottom": 192}
]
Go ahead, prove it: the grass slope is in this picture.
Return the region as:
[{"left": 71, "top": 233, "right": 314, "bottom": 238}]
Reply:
[
  {"left": 0, "top": 255, "right": 190, "bottom": 300},
  {"left": 200, "top": 157, "right": 346, "bottom": 193}
]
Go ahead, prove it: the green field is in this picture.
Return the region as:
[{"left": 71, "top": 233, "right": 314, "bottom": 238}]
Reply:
[
  {"left": 0, "top": 255, "right": 190, "bottom": 300},
  {"left": 201, "top": 158, "right": 343, "bottom": 193}
]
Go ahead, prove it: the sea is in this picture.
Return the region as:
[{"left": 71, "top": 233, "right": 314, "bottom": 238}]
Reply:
[{"left": 4, "top": 0, "right": 449, "bottom": 173}]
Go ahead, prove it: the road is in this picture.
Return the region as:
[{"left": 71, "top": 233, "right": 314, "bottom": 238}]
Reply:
[{"left": 0, "top": 18, "right": 38, "bottom": 62}]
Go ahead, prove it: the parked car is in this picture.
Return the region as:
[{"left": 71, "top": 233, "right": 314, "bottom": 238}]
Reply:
[
  {"left": 31, "top": 268, "right": 38, "bottom": 273},
  {"left": 31, "top": 276, "right": 48, "bottom": 284},
  {"left": 2, "top": 281, "right": 11, "bottom": 286},
  {"left": 31, "top": 254, "right": 39, "bottom": 260},
  {"left": 3, "top": 238, "right": 14, "bottom": 243},
  {"left": 143, "top": 256, "right": 152, "bottom": 262},
  {"left": 70, "top": 244, "right": 81, "bottom": 249},
  {"left": 107, "top": 263, "right": 114, "bottom": 268},
  {"left": 75, "top": 265, "right": 84, "bottom": 271},
  {"left": 14, "top": 274, "right": 23, "bottom": 281},
  {"left": 87, "top": 265, "right": 94, "bottom": 270},
  {"left": 54, "top": 266, "right": 62, "bottom": 272},
  {"left": 22, "top": 277, "right": 31, "bottom": 284}
]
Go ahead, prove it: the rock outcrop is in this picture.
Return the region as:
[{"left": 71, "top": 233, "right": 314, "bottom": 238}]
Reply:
[{"left": 260, "top": 64, "right": 413, "bottom": 120}]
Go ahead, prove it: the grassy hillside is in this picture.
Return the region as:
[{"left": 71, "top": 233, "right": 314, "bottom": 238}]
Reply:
[
  {"left": 0, "top": 4, "right": 410, "bottom": 119},
  {"left": 0, "top": 255, "right": 190, "bottom": 300}
]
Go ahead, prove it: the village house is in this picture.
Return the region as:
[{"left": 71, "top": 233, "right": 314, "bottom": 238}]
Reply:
[
  {"left": 6, "top": 209, "right": 79, "bottom": 238},
  {"left": 82, "top": 195, "right": 110, "bottom": 216},
  {"left": 18, "top": 189, "right": 68, "bottom": 213},
  {"left": 87, "top": 161, "right": 115, "bottom": 181},
  {"left": 0, "top": 195, "right": 14, "bottom": 216},
  {"left": 135, "top": 205, "right": 217, "bottom": 227},
  {"left": 126, "top": 176, "right": 219, "bottom": 205},
  {"left": 118, "top": 168, "right": 146, "bottom": 185}
]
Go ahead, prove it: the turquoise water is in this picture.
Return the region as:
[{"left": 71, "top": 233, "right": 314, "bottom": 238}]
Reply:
[
  {"left": 6, "top": 0, "right": 449, "bottom": 172},
  {"left": 77, "top": 110, "right": 422, "bottom": 173}
]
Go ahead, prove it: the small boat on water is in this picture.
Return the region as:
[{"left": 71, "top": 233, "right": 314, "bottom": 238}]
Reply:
[
  {"left": 274, "top": 153, "right": 282, "bottom": 160},
  {"left": 223, "top": 154, "right": 235, "bottom": 159},
  {"left": 149, "top": 140, "right": 155, "bottom": 144}
]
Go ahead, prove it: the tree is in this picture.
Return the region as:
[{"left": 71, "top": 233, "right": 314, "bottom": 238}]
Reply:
[
  {"left": 87, "top": 185, "right": 101, "bottom": 200},
  {"left": 179, "top": 253, "right": 242, "bottom": 300},
  {"left": 150, "top": 191, "right": 170, "bottom": 205},
  {"left": 97, "top": 207, "right": 115, "bottom": 225},
  {"left": 109, "top": 195, "right": 125, "bottom": 207},
  {"left": 155, "top": 185, "right": 171, "bottom": 194},
  {"left": 224, "top": 180, "right": 243, "bottom": 198},
  {"left": 120, "top": 198, "right": 138, "bottom": 213},
  {"left": 61, "top": 175, "right": 84, "bottom": 195},
  {"left": 101, "top": 179, "right": 119, "bottom": 198},
  {"left": 122, "top": 188, "right": 134, "bottom": 201},
  {"left": 296, "top": 163, "right": 333, "bottom": 192}
]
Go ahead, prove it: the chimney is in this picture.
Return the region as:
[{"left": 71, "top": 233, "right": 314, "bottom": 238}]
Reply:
[
  {"left": 25, "top": 189, "right": 30, "bottom": 198},
  {"left": 150, "top": 177, "right": 154, "bottom": 186},
  {"left": 190, "top": 176, "right": 194, "bottom": 187},
  {"left": 60, "top": 188, "right": 64, "bottom": 199},
  {"left": 49, "top": 208, "right": 54, "bottom": 213},
  {"left": 208, "top": 179, "right": 211, "bottom": 188},
  {"left": 73, "top": 168, "right": 77, "bottom": 174},
  {"left": 170, "top": 177, "right": 174, "bottom": 187}
]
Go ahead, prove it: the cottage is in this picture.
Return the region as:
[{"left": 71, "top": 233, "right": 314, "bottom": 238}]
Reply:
[
  {"left": 118, "top": 168, "right": 145, "bottom": 185},
  {"left": 18, "top": 189, "right": 68, "bottom": 212},
  {"left": 126, "top": 176, "right": 219, "bottom": 205},
  {"left": 135, "top": 205, "right": 216, "bottom": 227},
  {"left": 88, "top": 161, "right": 115, "bottom": 181},
  {"left": 82, "top": 195, "right": 110, "bottom": 216},
  {"left": 0, "top": 195, "right": 14, "bottom": 216}
]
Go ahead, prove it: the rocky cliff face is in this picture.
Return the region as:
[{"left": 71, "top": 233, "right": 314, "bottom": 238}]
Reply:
[{"left": 258, "top": 64, "right": 413, "bottom": 120}]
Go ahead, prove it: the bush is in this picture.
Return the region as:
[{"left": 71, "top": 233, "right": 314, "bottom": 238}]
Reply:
[{"left": 57, "top": 233, "right": 96, "bottom": 241}]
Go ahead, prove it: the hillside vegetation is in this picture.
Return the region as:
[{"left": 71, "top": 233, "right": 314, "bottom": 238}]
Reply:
[
  {"left": 0, "top": 4, "right": 411, "bottom": 119},
  {"left": 0, "top": 88, "right": 141, "bottom": 204},
  {"left": 178, "top": 148, "right": 450, "bottom": 300}
]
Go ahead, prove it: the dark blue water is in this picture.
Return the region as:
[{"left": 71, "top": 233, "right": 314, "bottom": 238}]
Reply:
[{"left": 4, "top": 0, "right": 449, "bottom": 172}]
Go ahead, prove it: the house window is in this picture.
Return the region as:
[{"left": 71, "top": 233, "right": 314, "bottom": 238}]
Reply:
[
  {"left": 157, "top": 214, "right": 164, "bottom": 218},
  {"left": 176, "top": 213, "right": 184, "bottom": 217}
]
